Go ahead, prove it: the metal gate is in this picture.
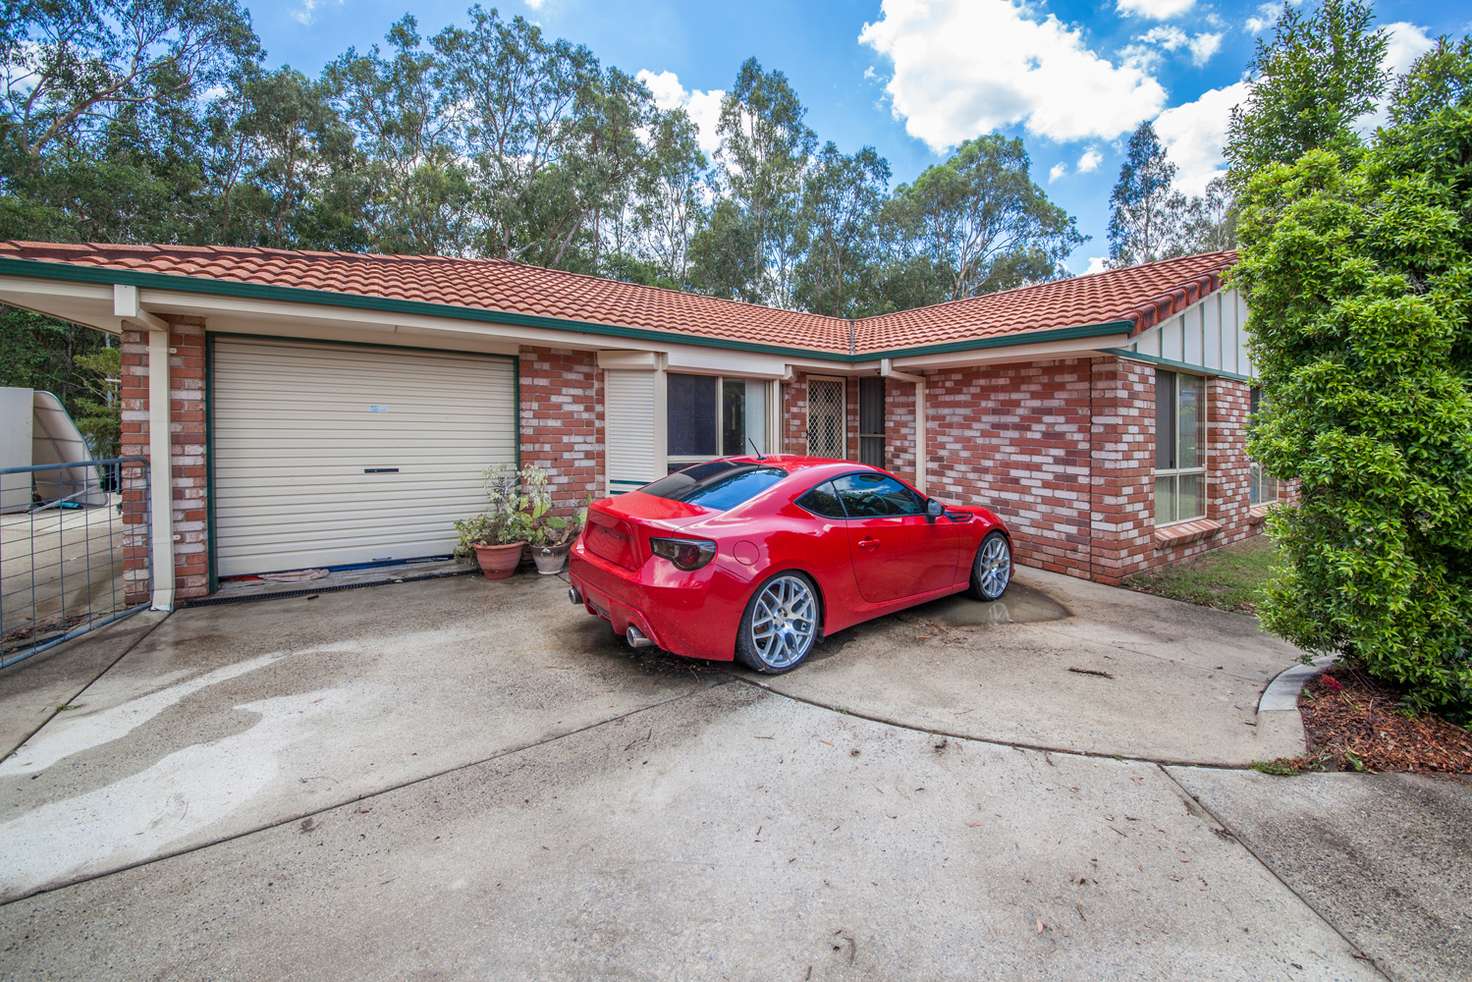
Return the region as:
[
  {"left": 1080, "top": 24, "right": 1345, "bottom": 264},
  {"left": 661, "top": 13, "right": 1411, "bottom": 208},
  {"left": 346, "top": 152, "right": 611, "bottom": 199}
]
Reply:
[{"left": 0, "top": 458, "right": 151, "bottom": 669}]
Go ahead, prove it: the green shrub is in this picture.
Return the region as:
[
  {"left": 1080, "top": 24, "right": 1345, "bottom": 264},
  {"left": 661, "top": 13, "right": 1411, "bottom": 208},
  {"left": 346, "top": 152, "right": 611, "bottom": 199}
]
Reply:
[{"left": 1234, "top": 110, "right": 1472, "bottom": 723}]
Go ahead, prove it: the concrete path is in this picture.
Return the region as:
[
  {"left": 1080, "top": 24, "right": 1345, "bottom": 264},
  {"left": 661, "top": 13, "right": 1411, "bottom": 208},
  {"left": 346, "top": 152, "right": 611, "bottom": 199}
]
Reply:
[
  {"left": 0, "top": 569, "right": 1455, "bottom": 979},
  {"left": 0, "top": 575, "right": 713, "bottom": 902},
  {"left": 755, "top": 569, "right": 1309, "bottom": 765},
  {"left": 1, "top": 686, "right": 1375, "bottom": 980},
  {"left": 1171, "top": 768, "right": 1472, "bottom": 981}
]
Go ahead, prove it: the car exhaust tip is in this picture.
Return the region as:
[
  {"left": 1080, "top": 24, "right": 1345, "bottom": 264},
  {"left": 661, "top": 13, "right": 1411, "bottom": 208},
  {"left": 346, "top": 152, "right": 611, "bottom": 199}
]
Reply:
[
  {"left": 568, "top": 586, "right": 583, "bottom": 606},
  {"left": 625, "top": 625, "right": 653, "bottom": 649}
]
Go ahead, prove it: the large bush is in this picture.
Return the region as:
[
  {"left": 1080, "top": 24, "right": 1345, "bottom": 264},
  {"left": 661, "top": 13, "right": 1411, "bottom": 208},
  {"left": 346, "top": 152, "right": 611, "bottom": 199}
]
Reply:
[{"left": 1234, "top": 108, "right": 1472, "bottom": 722}]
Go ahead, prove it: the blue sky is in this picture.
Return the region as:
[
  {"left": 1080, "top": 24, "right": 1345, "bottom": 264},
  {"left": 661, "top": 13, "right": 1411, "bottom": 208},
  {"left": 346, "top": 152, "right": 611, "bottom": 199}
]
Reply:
[{"left": 249, "top": 0, "right": 1469, "bottom": 273}]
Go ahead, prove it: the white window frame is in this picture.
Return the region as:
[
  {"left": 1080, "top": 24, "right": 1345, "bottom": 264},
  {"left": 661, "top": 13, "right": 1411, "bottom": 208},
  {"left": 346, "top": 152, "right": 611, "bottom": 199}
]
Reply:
[
  {"left": 665, "top": 373, "right": 775, "bottom": 470},
  {"left": 1248, "top": 387, "right": 1278, "bottom": 506},
  {"left": 1155, "top": 369, "right": 1208, "bottom": 526}
]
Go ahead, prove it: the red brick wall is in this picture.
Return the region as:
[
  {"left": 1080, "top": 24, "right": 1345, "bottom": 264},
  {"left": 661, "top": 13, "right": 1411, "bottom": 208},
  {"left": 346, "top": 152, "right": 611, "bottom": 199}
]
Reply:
[
  {"left": 1086, "top": 367, "right": 1265, "bottom": 581},
  {"left": 119, "top": 319, "right": 208, "bottom": 602},
  {"left": 518, "top": 346, "right": 602, "bottom": 513},
  {"left": 1088, "top": 357, "right": 1156, "bottom": 583},
  {"left": 927, "top": 358, "right": 1095, "bottom": 578},
  {"left": 885, "top": 379, "right": 916, "bottom": 481}
]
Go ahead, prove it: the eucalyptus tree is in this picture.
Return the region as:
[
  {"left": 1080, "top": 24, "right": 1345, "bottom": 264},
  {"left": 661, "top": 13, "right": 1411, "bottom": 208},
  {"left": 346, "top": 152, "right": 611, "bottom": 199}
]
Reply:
[
  {"left": 630, "top": 107, "right": 709, "bottom": 287},
  {"left": 709, "top": 58, "right": 816, "bottom": 307},
  {"left": 886, "top": 134, "right": 1082, "bottom": 304},
  {"left": 1107, "top": 122, "right": 1189, "bottom": 267},
  {"left": 324, "top": 16, "right": 470, "bottom": 255},
  {"left": 795, "top": 143, "right": 889, "bottom": 317}
]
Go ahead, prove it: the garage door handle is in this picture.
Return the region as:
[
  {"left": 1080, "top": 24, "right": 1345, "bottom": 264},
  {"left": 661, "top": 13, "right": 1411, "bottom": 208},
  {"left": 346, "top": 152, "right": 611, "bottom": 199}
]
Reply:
[
  {"left": 857, "top": 537, "right": 880, "bottom": 551},
  {"left": 363, "top": 467, "right": 399, "bottom": 474}
]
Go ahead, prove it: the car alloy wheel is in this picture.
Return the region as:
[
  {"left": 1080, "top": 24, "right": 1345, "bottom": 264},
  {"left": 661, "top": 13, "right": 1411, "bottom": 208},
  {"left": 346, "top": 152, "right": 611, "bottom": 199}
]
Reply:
[
  {"left": 749, "top": 574, "right": 818, "bottom": 670},
  {"left": 974, "top": 533, "right": 1012, "bottom": 600}
]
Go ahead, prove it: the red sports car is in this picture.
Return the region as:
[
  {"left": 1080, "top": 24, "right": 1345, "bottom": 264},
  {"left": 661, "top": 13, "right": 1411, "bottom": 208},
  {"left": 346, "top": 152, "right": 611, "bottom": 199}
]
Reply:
[{"left": 567, "top": 456, "right": 1013, "bottom": 673}]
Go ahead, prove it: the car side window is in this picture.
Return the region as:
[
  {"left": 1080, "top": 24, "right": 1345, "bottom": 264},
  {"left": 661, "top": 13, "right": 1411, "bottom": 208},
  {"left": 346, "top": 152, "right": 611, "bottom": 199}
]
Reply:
[
  {"left": 832, "top": 472, "right": 925, "bottom": 518},
  {"left": 796, "top": 480, "right": 846, "bottom": 519}
]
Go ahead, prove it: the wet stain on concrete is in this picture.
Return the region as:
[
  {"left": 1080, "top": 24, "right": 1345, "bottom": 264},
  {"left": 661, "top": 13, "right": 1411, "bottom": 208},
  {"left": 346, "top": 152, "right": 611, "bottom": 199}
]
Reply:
[{"left": 919, "top": 583, "right": 1070, "bottom": 627}]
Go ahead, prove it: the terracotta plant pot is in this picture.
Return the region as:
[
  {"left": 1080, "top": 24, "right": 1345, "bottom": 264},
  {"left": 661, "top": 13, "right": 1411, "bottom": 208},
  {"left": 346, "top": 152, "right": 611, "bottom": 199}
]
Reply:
[
  {"left": 472, "top": 541, "right": 525, "bottom": 580},
  {"left": 532, "top": 542, "right": 572, "bottom": 575}
]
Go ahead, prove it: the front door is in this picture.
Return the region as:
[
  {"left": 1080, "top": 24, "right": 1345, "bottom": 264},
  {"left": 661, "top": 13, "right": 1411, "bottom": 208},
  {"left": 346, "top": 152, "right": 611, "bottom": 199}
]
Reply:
[
  {"left": 807, "top": 378, "right": 845, "bottom": 458},
  {"left": 832, "top": 472, "right": 956, "bottom": 603}
]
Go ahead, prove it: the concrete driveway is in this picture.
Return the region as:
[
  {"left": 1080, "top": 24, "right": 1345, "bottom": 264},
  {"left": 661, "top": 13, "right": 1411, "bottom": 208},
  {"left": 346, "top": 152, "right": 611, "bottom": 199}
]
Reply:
[{"left": 0, "top": 568, "right": 1465, "bottom": 979}]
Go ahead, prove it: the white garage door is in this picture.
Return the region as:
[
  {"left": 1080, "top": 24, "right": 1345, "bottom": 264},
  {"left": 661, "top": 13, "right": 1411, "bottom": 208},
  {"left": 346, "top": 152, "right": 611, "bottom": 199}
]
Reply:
[{"left": 212, "top": 337, "right": 517, "bottom": 577}]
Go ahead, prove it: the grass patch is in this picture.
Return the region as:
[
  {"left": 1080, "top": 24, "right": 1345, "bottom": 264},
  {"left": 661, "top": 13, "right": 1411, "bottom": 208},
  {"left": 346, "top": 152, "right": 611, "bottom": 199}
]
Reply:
[{"left": 1123, "top": 535, "right": 1278, "bottom": 613}]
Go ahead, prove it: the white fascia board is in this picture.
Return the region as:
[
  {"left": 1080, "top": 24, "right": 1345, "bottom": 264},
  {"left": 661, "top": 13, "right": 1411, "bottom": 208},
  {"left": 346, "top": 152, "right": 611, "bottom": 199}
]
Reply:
[{"left": 141, "top": 287, "right": 794, "bottom": 375}]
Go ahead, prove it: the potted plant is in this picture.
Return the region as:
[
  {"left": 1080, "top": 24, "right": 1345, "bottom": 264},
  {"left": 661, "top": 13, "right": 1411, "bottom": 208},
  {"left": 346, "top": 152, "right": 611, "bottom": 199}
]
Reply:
[
  {"left": 526, "top": 472, "right": 584, "bottom": 574},
  {"left": 454, "top": 464, "right": 535, "bottom": 579}
]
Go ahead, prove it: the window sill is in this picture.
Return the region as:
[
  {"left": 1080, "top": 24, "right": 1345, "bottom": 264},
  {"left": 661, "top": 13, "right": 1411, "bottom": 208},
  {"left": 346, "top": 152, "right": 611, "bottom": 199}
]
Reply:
[{"left": 1154, "top": 517, "right": 1221, "bottom": 549}]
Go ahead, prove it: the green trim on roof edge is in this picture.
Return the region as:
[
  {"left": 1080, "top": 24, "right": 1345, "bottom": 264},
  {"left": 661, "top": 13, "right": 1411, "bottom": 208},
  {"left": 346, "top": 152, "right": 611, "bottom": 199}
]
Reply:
[
  {"left": 1102, "top": 347, "right": 1254, "bottom": 382},
  {"left": 0, "top": 255, "right": 1131, "bottom": 363}
]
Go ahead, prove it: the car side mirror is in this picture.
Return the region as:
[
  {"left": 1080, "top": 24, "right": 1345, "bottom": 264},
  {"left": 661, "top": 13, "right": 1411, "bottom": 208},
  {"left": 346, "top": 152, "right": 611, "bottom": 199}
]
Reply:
[{"left": 925, "top": 498, "right": 944, "bottom": 520}]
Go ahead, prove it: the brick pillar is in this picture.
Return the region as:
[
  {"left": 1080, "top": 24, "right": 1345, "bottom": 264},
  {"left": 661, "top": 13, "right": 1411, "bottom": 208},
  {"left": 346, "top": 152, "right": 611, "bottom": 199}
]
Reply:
[
  {"left": 782, "top": 374, "right": 809, "bottom": 454},
  {"left": 1207, "top": 377, "right": 1254, "bottom": 542},
  {"left": 518, "top": 347, "right": 602, "bottom": 513},
  {"left": 1089, "top": 357, "right": 1155, "bottom": 584},
  {"left": 118, "top": 318, "right": 209, "bottom": 602},
  {"left": 845, "top": 376, "right": 860, "bottom": 461},
  {"left": 884, "top": 378, "right": 916, "bottom": 479}
]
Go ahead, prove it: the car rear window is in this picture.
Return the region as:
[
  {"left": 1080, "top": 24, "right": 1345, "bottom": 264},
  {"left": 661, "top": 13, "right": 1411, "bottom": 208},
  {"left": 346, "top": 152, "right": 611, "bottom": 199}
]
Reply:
[{"left": 642, "top": 462, "right": 787, "bottom": 511}]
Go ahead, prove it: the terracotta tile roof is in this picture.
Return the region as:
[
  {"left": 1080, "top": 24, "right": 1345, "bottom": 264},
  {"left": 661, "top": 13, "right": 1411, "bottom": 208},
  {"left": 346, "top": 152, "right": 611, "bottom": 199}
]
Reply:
[
  {"left": 0, "top": 240, "right": 1235, "bottom": 357},
  {"left": 854, "top": 250, "right": 1236, "bottom": 353}
]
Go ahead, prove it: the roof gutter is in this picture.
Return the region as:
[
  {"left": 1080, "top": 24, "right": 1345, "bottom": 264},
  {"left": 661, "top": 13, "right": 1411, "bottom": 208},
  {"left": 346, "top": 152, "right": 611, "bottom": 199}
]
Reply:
[{"left": 0, "top": 256, "right": 1131, "bottom": 365}]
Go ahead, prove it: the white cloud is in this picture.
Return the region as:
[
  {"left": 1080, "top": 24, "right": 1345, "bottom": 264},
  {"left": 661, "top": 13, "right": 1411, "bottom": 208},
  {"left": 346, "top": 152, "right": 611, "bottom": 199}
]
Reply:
[
  {"left": 1116, "top": 0, "right": 1195, "bottom": 18},
  {"left": 1077, "top": 147, "right": 1103, "bottom": 173},
  {"left": 524, "top": 0, "right": 545, "bottom": 8},
  {"left": 1123, "top": 25, "right": 1221, "bottom": 71},
  {"left": 1187, "top": 32, "right": 1222, "bottom": 66},
  {"left": 635, "top": 69, "right": 725, "bottom": 156},
  {"left": 1153, "top": 80, "right": 1251, "bottom": 195},
  {"left": 1085, "top": 256, "right": 1109, "bottom": 274},
  {"left": 1358, "top": 22, "right": 1435, "bottom": 134},
  {"left": 291, "top": 0, "right": 342, "bottom": 25},
  {"left": 1048, "top": 162, "right": 1068, "bottom": 182},
  {"left": 858, "top": 0, "right": 1167, "bottom": 149},
  {"left": 1246, "top": 1, "right": 1290, "bottom": 34}
]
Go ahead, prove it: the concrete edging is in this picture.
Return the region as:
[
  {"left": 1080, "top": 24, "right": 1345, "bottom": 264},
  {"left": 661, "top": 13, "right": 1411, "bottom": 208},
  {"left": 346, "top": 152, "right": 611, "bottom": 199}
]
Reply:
[
  {"left": 1259, "top": 654, "right": 1338, "bottom": 713},
  {"left": 1253, "top": 654, "right": 1336, "bottom": 757}
]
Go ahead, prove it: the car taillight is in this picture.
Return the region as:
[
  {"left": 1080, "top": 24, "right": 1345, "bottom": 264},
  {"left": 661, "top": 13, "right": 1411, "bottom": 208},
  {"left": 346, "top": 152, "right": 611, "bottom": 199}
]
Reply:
[{"left": 649, "top": 537, "right": 717, "bottom": 571}]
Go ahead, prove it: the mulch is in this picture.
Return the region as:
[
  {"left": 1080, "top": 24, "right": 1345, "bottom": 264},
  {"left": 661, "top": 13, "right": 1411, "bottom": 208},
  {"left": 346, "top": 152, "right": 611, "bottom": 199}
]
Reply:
[{"left": 1292, "top": 665, "right": 1472, "bottom": 773}]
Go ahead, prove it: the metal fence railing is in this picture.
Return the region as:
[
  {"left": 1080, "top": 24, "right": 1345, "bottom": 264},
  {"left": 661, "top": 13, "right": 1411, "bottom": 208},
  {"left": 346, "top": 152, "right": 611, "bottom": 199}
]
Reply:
[{"left": 0, "top": 457, "right": 151, "bottom": 669}]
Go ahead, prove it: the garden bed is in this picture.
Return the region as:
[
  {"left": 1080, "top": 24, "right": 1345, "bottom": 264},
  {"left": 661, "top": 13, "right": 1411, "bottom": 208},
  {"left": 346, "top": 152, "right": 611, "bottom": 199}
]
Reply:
[{"left": 1273, "top": 666, "right": 1472, "bottom": 774}]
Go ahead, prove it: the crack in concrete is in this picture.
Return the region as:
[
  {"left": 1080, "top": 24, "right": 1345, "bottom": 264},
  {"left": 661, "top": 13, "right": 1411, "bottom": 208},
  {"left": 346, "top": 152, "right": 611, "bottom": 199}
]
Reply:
[
  {"left": 1, "top": 611, "right": 172, "bottom": 766},
  {"left": 735, "top": 674, "right": 1276, "bottom": 770},
  {"left": 1156, "top": 764, "right": 1392, "bottom": 981}
]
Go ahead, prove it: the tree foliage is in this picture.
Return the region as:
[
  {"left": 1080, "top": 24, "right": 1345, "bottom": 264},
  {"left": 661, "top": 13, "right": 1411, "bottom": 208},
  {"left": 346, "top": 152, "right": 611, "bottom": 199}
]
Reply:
[
  {"left": 0, "top": 1, "right": 1093, "bottom": 435},
  {"left": 1234, "top": 83, "right": 1472, "bottom": 720},
  {"left": 1224, "top": 0, "right": 1388, "bottom": 182}
]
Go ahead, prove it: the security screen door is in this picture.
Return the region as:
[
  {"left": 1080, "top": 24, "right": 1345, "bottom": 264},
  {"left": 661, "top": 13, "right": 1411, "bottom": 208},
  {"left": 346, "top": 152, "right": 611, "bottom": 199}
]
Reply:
[{"left": 807, "top": 378, "right": 845, "bottom": 458}]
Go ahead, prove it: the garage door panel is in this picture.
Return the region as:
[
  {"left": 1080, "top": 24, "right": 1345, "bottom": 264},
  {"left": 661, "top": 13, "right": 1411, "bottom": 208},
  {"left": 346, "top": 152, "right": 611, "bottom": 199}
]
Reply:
[{"left": 212, "top": 337, "right": 516, "bottom": 577}]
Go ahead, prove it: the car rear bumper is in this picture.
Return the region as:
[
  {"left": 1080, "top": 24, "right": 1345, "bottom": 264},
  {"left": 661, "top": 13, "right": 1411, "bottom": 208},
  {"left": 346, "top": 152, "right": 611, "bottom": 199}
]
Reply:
[{"left": 567, "top": 541, "right": 745, "bottom": 662}]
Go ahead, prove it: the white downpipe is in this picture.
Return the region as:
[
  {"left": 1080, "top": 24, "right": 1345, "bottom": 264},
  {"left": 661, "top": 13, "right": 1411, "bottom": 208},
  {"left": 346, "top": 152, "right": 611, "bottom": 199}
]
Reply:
[
  {"left": 881, "top": 359, "right": 926, "bottom": 492},
  {"left": 147, "top": 327, "right": 175, "bottom": 611}
]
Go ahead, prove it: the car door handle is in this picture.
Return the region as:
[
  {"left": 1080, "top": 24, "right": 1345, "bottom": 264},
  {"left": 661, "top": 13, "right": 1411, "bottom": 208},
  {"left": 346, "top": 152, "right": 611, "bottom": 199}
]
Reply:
[{"left": 857, "top": 537, "right": 880, "bottom": 551}]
